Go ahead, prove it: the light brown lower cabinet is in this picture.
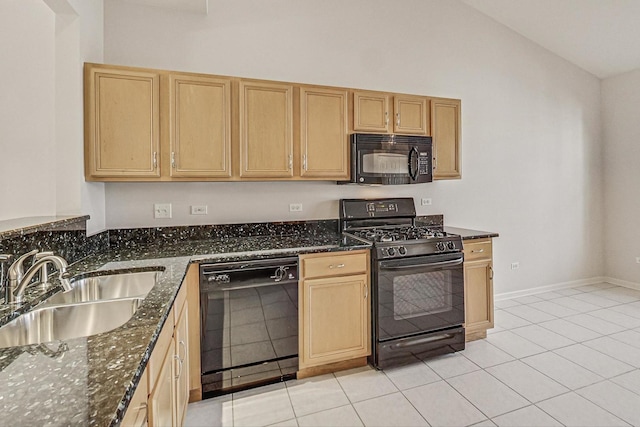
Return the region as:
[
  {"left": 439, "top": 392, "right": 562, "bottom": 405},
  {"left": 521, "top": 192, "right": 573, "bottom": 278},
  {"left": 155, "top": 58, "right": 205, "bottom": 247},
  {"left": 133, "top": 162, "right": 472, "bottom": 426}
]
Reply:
[
  {"left": 148, "top": 335, "right": 175, "bottom": 427},
  {"left": 123, "top": 278, "right": 190, "bottom": 427},
  {"left": 298, "top": 250, "right": 370, "bottom": 375},
  {"left": 463, "top": 238, "right": 494, "bottom": 341},
  {"left": 120, "top": 368, "right": 149, "bottom": 427}
]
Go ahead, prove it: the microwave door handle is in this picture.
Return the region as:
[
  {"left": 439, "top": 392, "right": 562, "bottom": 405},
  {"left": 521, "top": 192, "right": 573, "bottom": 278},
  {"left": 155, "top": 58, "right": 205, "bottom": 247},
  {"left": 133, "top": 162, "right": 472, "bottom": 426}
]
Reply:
[{"left": 408, "top": 147, "right": 419, "bottom": 181}]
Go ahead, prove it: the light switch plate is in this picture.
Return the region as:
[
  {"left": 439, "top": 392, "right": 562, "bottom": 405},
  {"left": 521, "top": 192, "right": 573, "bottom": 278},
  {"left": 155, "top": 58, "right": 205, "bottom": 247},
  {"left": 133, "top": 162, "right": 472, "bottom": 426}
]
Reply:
[
  {"left": 154, "top": 203, "right": 172, "bottom": 219},
  {"left": 191, "top": 205, "right": 208, "bottom": 215}
]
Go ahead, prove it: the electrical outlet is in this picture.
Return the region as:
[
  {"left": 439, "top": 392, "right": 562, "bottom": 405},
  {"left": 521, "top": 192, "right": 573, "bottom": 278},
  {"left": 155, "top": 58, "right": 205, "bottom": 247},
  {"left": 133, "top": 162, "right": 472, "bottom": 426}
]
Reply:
[
  {"left": 289, "top": 203, "right": 303, "bottom": 212},
  {"left": 191, "top": 205, "right": 208, "bottom": 215},
  {"left": 154, "top": 203, "right": 172, "bottom": 219},
  {"left": 421, "top": 198, "right": 432, "bottom": 206},
  {"left": 510, "top": 262, "right": 520, "bottom": 270},
  {"left": 636, "top": 257, "right": 640, "bottom": 264}
]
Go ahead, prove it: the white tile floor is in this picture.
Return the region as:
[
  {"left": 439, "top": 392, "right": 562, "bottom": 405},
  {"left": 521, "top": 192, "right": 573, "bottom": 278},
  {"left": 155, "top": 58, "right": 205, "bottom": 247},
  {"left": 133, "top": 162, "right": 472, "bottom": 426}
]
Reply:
[{"left": 185, "top": 282, "right": 640, "bottom": 427}]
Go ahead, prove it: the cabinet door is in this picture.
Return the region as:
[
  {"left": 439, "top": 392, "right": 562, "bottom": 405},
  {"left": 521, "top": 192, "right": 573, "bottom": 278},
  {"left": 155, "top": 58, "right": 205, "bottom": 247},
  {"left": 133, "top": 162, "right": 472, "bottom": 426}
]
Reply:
[
  {"left": 300, "top": 87, "right": 349, "bottom": 179},
  {"left": 430, "top": 97, "right": 461, "bottom": 179},
  {"left": 84, "top": 64, "right": 160, "bottom": 179},
  {"left": 121, "top": 368, "right": 149, "bottom": 427},
  {"left": 300, "top": 274, "right": 370, "bottom": 369},
  {"left": 393, "top": 95, "right": 429, "bottom": 135},
  {"left": 239, "top": 81, "right": 294, "bottom": 178},
  {"left": 353, "top": 91, "right": 391, "bottom": 133},
  {"left": 174, "top": 304, "right": 190, "bottom": 427},
  {"left": 148, "top": 340, "right": 175, "bottom": 427},
  {"left": 464, "top": 259, "right": 494, "bottom": 340},
  {"left": 169, "top": 74, "right": 232, "bottom": 178}
]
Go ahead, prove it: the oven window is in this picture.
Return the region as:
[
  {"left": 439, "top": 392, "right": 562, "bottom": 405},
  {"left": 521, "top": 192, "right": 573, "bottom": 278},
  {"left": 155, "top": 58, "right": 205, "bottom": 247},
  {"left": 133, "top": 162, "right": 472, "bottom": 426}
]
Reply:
[
  {"left": 362, "top": 152, "right": 408, "bottom": 174},
  {"left": 393, "top": 271, "right": 451, "bottom": 320},
  {"left": 376, "top": 255, "right": 465, "bottom": 341}
]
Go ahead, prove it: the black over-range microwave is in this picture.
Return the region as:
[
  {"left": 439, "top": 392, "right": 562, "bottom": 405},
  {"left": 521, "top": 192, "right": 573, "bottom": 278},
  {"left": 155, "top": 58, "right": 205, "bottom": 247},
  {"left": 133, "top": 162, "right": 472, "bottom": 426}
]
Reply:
[{"left": 341, "top": 133, "right": 433, "bottom": 185}]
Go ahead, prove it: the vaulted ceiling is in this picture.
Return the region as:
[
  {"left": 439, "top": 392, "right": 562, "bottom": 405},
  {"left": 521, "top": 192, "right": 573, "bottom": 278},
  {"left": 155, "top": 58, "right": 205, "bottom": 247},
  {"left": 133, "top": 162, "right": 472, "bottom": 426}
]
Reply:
[
  {"left": 462, "top": 0, "right": 640, "bottom": 79},
  {"left": 116, "top": 0, "right": 640, "bottom": 79}
]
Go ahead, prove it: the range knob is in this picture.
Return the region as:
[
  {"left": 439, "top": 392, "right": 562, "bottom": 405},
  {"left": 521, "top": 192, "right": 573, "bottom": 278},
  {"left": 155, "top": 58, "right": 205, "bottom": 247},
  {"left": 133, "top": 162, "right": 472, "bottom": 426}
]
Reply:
[
  {"left": 447, "top": 241, "right": 456, "bottom": 250},
  {"left": 398, "top": 246, "right": 407, "bottom": 256},
  {"left": 387, "top": 247, "right": 396, "bottom": 257},
  {"left": 436, "top": 242, "right": 446, "bottom": 252}
]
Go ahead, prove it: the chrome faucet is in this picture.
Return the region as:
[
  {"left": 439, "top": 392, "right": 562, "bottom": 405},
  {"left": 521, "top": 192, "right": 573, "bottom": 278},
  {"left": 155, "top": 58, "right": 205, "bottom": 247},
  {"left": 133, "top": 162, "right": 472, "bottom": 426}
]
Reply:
[{"left": 5, "top": 250, "right": 72, "bottom": 304}]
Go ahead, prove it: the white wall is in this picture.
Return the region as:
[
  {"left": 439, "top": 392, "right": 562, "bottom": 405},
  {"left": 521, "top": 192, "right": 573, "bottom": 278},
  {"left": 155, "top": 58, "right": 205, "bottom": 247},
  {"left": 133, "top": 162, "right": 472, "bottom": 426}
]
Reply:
[
  {"left": 103, "top": 0, "right": 604, "bottom": 295},
  {"left": 602, "top": 69, "right": 640, "bottom": 285},
  {"left": 0, "top": 0, "right": 106, "bottom": 234},
  {"left": 0, "top": 1, "right": 56, "bottom": 219}
]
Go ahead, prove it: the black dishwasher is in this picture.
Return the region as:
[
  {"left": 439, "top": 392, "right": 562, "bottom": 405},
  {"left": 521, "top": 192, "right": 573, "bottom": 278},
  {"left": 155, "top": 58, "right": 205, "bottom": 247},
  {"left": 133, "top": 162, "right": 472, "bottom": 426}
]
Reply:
[{"left": 200, "top": 257, "right": 298, "bottom": 397}]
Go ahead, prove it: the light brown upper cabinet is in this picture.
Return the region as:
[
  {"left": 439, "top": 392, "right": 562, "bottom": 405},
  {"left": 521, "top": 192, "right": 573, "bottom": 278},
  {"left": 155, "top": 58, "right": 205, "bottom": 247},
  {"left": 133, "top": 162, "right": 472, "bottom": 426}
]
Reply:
[
  {"left": 84, "top": 64, "right": 161, "bottom": 179},
  {"left": 299, "top": 86, "right": 349, "bottom": 180},
  {"left": 239, "top": 80, "right": 294, "bottom": 178},
  {"left": 352, "top": 90, "right": 429, "bottom": 135},
  {"left": 431, "top": 97, "right": 461, "bottom": 180},
  {"left": 168, "top": 74, "right": 232, "bottom": 178},
  {"left": 84, "top": 63, "right": 461, "bottom": 182}
]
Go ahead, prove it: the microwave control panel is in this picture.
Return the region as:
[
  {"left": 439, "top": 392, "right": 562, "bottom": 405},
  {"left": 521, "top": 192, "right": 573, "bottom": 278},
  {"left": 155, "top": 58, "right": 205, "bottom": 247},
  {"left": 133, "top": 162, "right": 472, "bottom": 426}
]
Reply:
[{"left": 418, "top": 152, "right": 430, "bottom": 175}]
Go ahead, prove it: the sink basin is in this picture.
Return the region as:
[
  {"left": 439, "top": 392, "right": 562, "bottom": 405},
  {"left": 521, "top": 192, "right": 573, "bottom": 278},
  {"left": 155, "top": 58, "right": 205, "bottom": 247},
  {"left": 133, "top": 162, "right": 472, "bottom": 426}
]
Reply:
[
  {"left": 42, "top": 270, "right": 159, "bottom": 306},
  {"left": 0, "top": 297, "right": 144, "bottom": 349}
]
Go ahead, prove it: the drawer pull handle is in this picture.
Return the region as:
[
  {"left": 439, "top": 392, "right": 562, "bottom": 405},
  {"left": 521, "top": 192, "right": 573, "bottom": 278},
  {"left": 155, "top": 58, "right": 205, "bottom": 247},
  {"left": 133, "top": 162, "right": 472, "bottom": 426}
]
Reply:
[
  {"left": 471, "top": 249, "right": 484, "bottom": 253},
  {"left": 329, "top": 263, "right": 345, "bottom": 269},
  {"left": 489, "top": 266, "right": 494, "bottom": 280},
  {"left": 363, "top": 283, "right": 368, "bottom": 299}
]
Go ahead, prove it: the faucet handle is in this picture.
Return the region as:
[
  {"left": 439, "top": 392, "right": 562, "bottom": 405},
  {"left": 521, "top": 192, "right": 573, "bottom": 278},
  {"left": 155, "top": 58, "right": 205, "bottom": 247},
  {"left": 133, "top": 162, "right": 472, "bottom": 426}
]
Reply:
[{"left": 8, "top": 250, "right": 39, "bottom": 282}]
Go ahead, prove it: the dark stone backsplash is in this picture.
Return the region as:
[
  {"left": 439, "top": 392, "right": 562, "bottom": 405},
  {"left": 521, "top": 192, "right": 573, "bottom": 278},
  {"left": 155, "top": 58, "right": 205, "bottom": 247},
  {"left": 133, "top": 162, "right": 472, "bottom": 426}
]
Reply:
[
  {"left": 108, "top": 219, "right": 340, "bottom": 249},
  {"left": 0, "top": 219, "right": 108, "bottom": 265}
]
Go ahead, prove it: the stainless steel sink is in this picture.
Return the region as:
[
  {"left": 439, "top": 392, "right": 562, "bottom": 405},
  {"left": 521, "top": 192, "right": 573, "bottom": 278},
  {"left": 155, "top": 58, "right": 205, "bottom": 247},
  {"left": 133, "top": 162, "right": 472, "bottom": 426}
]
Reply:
[
  {"left": 41, "top": 270, "right": 159, "bottom": 306},
  {"left": 0, "top": 297, "right": 144, "bottom": 349}
]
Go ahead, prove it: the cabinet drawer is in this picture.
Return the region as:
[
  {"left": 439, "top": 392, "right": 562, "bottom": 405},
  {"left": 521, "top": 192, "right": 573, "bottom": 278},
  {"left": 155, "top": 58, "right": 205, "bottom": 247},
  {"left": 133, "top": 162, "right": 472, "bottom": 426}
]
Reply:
[
  {"left": 463, "top": 239, "right": 492, "bottom": 261},
  {"left": 300, "top": 251, "right": 368, "bottom": 279}
]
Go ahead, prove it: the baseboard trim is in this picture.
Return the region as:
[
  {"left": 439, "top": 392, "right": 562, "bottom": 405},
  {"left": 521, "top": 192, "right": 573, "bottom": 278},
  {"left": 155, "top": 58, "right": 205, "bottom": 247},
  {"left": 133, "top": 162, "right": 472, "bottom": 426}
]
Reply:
[
  {"left": 602, "top": 276, "right": 640, "bottom": 291},
  {"left": 494, "top": 276, "right": 608, "bottom": 301}
]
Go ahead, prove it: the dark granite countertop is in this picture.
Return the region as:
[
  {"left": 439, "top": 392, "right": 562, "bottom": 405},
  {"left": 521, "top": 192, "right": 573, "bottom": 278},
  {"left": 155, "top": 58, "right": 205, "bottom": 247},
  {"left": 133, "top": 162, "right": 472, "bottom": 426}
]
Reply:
[
  {"left": 444, "top": 226, "right": 499, "bottom": 241},
  {"left": 0, "top": 231, "right": 370, "bottom": 426},
  {"left": 0, "top": 215, "right": 89, "bottom": 240}
]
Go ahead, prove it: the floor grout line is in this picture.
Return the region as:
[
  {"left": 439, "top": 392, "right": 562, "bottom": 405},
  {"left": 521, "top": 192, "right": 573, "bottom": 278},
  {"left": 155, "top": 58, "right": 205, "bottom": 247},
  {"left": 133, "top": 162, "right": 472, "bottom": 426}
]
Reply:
[{"left": 186, "top": 284, "right": 640, "bottom": 427}]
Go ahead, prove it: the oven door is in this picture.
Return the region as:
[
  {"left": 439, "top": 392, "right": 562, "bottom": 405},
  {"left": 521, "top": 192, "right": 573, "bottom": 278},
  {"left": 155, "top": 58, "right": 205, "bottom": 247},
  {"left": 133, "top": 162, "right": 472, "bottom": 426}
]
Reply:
[
  {"left": 351, "top": 134, "right": 432, "bottom": 185},
  {"left": 375, "top": 252, "right": 464, "bottom": 342}
]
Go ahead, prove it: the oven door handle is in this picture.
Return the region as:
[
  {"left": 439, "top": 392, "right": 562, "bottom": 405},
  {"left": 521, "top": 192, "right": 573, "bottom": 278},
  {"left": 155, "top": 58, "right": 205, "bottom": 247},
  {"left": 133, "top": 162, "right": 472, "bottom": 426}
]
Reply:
[
  {"left": 380, "top": 258, "right": 463, "bottom": 271},
  {"left": 390, "top": 333, "right": 456, "bottom": 349}
]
